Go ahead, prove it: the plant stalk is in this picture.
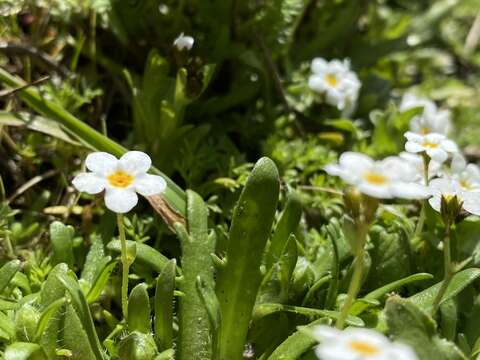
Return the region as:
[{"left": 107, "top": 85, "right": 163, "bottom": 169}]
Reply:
[
  {"left": 431, "top": 223, "right": 453, "bottom": 314},
  {"left": 117, "top": 213, "right": 129, "bottom": 321},
  {"left": 336, "top": 225, "right": 367, "bottom": 329},
  {"left": 414, "top": 154, "right": 431, "bottom": 240}
]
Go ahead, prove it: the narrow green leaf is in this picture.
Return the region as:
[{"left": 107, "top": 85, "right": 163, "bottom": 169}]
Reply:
[
  {"left": 86, "top": 260, "right": 116, "bottom": 303},
  {"left": 49, "top": 221, "right": 74, "bottom": 268},
  {"left": 253, "top": 303, "right": 364, "bottom": 327},
  {"left": 56, "top": 272, "right": 105, "bottom": 360},
  {"left": 266, "top": 319, "right": 326, "bottom": 360},
  {"left": 409, "top": 268, "right": 480, "bottom": 312},
  {"left": 34, "top": 297, "right": 66, "bottom": 341},
  {"left": 154, "top": 259, "right": 176, "bottom": 350},
  {"left": 350, "top": 272, "right": 433, "bottom": 315},
  {"left": 266, "top": 190, "right": 302, "bottom": 270},
  {"left": 0, "top": 259, "right": 21, "bottom": 294},
  {"left": 128, "top": 283, "right": 151, "bottom": 334},
  {"left": 177, "top": 190, "right": 216, "bottom": 360},
  {"left": 215, "top": 157, "right": 280, "bottom": 360}
]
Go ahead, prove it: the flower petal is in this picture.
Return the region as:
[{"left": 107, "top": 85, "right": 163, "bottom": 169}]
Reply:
[
  {"left": 104, "top": 188, "right": 138, "bottom": 213},
  {"left": 134, "top": 174, "right": 167, "bottom": 196},
  {"left": 441, "top": 139, "right": 458, "bottom": 153},
  {"left": 451, "top": 154, "right": 466, "bottom": 174},
  {"left": 390, "top": 182, "right": 431, "bottom": 200},
  {"left": 85, "top": 152, "right": 118, "bottom": 176},
  {"left": 339, "top": 152, "right": 374, "bottom": 174},
  {"left": 72, "top": 173, "right": 106, "bottom": 194},
  {"left": 463, "top": 193, "right": 480, "bottom": 216},
  {"left": 311, "top": 58, "right": 328, "bottom": 73},
  {"left": 357, "top": 182, "right": 393, "bottom": 199},
  {"left": 389, "top": 343, "right": 419, "bottom": 360},
  {"left": 405, "top": 141, "right": 423, "bottom": 153},
  {"left": 426, "top": 148, "right": 447, "bottom": 163},
  {"left": 118, "top": 151, "right": 152, "bottom": 175},
  {"left": 428, "top": 195, "right": 441, "bottom": 212},
  {"left": 312, "top": 325, "right": 342, "bottom": 342}
]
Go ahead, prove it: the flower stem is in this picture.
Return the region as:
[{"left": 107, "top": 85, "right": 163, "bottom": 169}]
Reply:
[
  {"left": 431, "top": 223, "right": 453, "bottom": 315},
  {"left": 117, "top": 213, "right": 129, "bottom": 321},
  {"left": 336, "top": 226, "right": 367, "bottom": 329},
  {"left": 414, "top": 154, "right": 431, "bottom": 240}
]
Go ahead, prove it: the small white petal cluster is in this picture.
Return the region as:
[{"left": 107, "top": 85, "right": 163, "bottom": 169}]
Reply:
[
  {"left": 313, "top": 326, "right": 417, "bottom": 360},
  {"left": 400, "top": 93, "right": 452, "bottom": 136},
  {"left": 308, "top": 58, "right": 361, "bottom": 116},
  {"left": 173, "top": 33, "right": 194, "bottom": 51},
  {"left": 427, "top": 154, "right": 480, "bottom": 216},
  {"left": 324, "top": 152, "right": 430, "bottom": 200},
  {"left": 404, "top": 132, "right": 458, "bottom": 163},
  {"left": 72, "top": 151, "right": 167, "bottom": 214}
]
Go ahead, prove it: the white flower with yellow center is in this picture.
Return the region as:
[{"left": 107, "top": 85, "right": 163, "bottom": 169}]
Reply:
[
  {"left": 313, "top": 326, "right": 417, "bottom": 360},
  {"left": 173, "top": 33, "right": 194, "bottom": 51},
  {"left": 449, "top": 154, "right": 480, "bottom": 193},
  {"left": 72, "top": 151, "right": 167, "bottom": 214},
  {"left": 404, "top": 132, "right": 458, "bottom": 163},
  {"left": 428, "top": 178, "right": 480, "bottom": 216},
  {"left": 324, "top": 152, "right": 430, "bottom": 199},
  {"left": 400, "top": 93, "right": 452, "bottom": 135},
  {"left": 308, "top": 58, "right": 361, "bottom": 115}
]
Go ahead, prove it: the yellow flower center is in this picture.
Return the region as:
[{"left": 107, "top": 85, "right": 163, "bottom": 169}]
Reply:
[
  {"left": 422, "top": 141, "right": 439, "bottom": 149},
  {"left": 349, "top": 341, "right": 379, "bottom": 355},
  {"left": 460, "top": 180, "right": 472, "bottom": 190},
  {"left": 325, "top": 73, "right": 338, "bottom": 87},
  {"left": 363, "top": 172, "right": 388, "bottom": 185},
  {"left": 420, "top": 127, "right": 430, "bottom": 135},
  {"left": 107, "top": 171, "right": 134, "bottom": 188}
]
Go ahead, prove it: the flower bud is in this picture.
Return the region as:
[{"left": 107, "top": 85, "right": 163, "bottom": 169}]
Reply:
[
  {"left": 440, "top": 194, "right": 463, "bottom": 225},
  {"left": 343, "top": 187, "right": 361, "bottom": 220}
]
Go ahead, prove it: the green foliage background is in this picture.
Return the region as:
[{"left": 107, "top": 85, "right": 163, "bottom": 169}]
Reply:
[{"left": 1, "top": 0, "right": 480, "bottom": 359}]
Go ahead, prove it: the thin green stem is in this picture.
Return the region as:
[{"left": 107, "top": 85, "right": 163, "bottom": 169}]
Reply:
[
  {"left": 414, "top": 154, "right": 431, "bottom": 240},
  {"left": 336, "top": 226, "right": 367, "bottom": 329},
  {"left": 117, "top": 213, "right": 129, "bottom": 321},
  {"left": 432, "top": 224, "right": 453, "bottom": 314}
]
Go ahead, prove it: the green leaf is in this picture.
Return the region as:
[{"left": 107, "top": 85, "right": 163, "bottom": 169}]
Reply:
[
  {"left": 56, "top": 271, "right": 105, "bottom": 360},
  {"left": 177, "top": 190, "right": 216, "bottom": 360},
  {"left": 128, "top": 283, "right": 151, "bottom": 334},
  {"left": 350, "top": 273, "right": 433, "bottom": 315},
  {"left": 216, "top": 157, "right": 280, "bottom": 360},
  {"left": 34, "top": 297, "right": 66, "bottom": 342},
  {"left": 266, "top": 319, "right": 327, "bottom": 360},
  {"left": 49, "top": 221, "right": 75, "bottom": 268},
  {"left": 253, "top": 303, "right": 364, "bottom": 327},
  {"left": 0, "top": 259, "right": 21, "bottom": 294},
  {"left": 0, "top": 111, "right": 79, "bottom": 145},
  {"left": 4, "top": 342, "right": 48, "bottom": 360},
  {"left": 81, "top": 234, "right": 106, "bottom": 285},
  {"left": 386, "top": 296, "right": 467, "bottom": 360},
  {"left": 258, "top": 233, "right": 298, "bottom": 304},
  {"left": 86, "top": 260, "right": 116, "bottom": 303},
  {"left": 154, "top": 259, "right": 176, "bottom": 351},
  {"left": 119, "top": 331, "right": 158, "bottom": 360},
  {"left": 409, "top": 268, "right": 480, "bottom": 312},
  {"left": 265, "top": 189, "right": 302, "bottom": 270},
  {"left": 39, "top": 263, "right": 68, "bottom": 307},
  {"left": 62, "top": 304, "right": 98, "bottom": 359},
  {"left": 107, "top": 239, "right": 170, "bottom": 273}
]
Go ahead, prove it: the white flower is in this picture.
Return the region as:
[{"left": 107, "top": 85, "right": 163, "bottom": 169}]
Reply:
[
  {"left": 404, "top": 132, "right": 458, "bottom": 163},
  {"left": 313, "top": 326, "right": 417, "bottom": 360},
  {"left": 449, "top": 154, "right": 480, "bottom": 193},
  {"left": 400, "top": 93, "right": 452, "bottom": 136},
  {"left": 428, "top": 178, "right": 480, "bottom": 216},
  {"left": 324, "top": 152, "right": 430, "bottom": 200},
  {"left": 72, "top": 151, "right": 167, "bottom": 214},
  {"left": 399, "top": 152, "right": 441, "bottom": 185},
  {"left": 308, "top": 58, "right": 361, "bottom": 115},
  {"left": 173, "top": 33, "right": 194, "bottom": 51}
]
